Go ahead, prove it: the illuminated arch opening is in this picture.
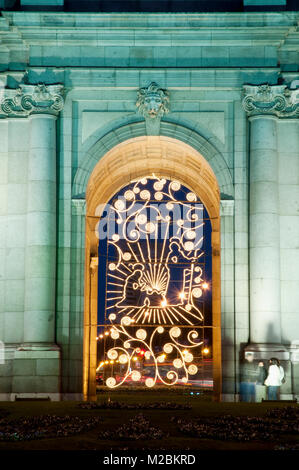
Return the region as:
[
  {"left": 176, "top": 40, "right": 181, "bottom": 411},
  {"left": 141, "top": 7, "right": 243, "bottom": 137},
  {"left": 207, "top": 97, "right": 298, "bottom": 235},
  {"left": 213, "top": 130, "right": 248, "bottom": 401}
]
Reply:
[
  {"left": 83, "top": 136, "right": 221, "bottom": 399},
  {"left": 96, "top": 176, "right": 212, "bottom": 388}
]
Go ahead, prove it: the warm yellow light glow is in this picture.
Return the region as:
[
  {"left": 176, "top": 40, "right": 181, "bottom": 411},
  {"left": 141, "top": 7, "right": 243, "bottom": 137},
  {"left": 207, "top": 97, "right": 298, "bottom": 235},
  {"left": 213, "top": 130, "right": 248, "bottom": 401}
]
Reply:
[
  {"left": 105, "top": 360, "right": 109, "bottom": 364},
  {"left": 110, "top": 360, "right": 114, "bottom": 364},
  {"left": 99, "top": 334, "right": 103, "bottom": 339},
  {"left": 96, "top": 336, "right": 98, "bottom": 340},
  {"left": 203, "top": 347, "right": 210, "bottom": 355},
  {"left": 103, "top": 176, "right": 207, "bottom": 389}
]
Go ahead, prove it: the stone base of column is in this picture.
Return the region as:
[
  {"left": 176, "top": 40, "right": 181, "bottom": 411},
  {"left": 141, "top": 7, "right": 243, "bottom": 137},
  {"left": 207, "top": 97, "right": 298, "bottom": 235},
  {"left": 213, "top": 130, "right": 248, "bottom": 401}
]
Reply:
[
  {"left": 11, "top": 343, "right": 61, "bottom": 398},
  {"left": 244, "top": 343, "right": 289, "bottom": 360},
  {"left": 244, "top": 343, "right": 293, "bottom": 398}
]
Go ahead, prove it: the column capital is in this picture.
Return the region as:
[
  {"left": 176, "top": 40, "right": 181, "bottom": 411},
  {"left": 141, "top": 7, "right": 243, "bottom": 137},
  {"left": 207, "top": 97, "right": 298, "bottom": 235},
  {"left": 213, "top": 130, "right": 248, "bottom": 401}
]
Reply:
[
  {"left": 0, "top": 83, "right": 64, "bottom": 118},
  {"left": 242, "top": 84, "right": 299, "bottom": 118}
]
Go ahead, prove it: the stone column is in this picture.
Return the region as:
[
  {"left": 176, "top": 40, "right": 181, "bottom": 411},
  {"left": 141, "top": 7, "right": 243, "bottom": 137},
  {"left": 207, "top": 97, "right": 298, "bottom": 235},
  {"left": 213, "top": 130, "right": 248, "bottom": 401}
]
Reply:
[
  {"left": 249, "top": 114, "right": 281, "bottom": 344},
  {"left": 24, "top": 114, "right": 57, "bottom": 344},
  {"left": 220, "top": 199, "right": 235, "bottom": 400},
  {"left": 242, "top": 84, "right": 297, "bottom": 365},
  {"left": 0, "top": 84, "right": 64, "bottom": 398}
]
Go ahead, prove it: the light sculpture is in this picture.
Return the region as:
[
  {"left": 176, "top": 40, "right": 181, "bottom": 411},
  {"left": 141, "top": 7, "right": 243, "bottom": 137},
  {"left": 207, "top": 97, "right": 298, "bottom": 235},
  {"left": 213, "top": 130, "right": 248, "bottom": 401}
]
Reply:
[{"left": 98, "top": 176, "right": 211, "bottom": 388}]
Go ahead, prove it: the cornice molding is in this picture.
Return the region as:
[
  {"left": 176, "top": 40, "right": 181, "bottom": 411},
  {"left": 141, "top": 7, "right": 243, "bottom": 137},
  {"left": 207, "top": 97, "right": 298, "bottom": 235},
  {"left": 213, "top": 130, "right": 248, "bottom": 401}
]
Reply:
[
  {"left": 0, "top": 84, "right": 64, "bottom": 118},
  {"left": 242, "top": 84, "right": 299, "bottom": 118}
]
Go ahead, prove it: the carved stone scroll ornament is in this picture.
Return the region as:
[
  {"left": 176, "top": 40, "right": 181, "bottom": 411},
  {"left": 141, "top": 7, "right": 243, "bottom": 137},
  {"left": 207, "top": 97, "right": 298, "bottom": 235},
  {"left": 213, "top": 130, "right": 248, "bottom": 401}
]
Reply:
[
  {"left": 136, "top": 82, "right": 170, "bottom": 135},
  {"left": 242, "top": 84, "right": 299, "bottom": 118},
  {"left": 0, "top": 84, "right": 64, "bottom": 118}
]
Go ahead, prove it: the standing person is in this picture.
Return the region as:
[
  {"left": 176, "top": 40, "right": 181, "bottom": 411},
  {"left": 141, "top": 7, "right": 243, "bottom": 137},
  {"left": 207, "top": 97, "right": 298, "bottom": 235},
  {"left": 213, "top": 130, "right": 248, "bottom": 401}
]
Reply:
[
  {"left": 255, "top": 361, "right": 267, "bottom": 402},
  {"left": 264, "top": 358, "right": 282, "bottom": 400},
  {"left": 240, "top": 352, "right": 257, "bottom": 402}
]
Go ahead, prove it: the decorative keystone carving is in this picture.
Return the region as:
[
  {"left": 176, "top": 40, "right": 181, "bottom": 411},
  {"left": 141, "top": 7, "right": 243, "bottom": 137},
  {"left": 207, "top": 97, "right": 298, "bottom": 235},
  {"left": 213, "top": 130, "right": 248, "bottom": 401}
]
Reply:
[
  {"left": 0, "top": 84, "right": 64, "bottom": 118},
  {"left": 136, "top": 82, "right": 169, "bottom": 119},
  {"left": 242, "top": 84, "right": 299, "bottom": 118},
  {"left": 136, "top": 82, "right": 169, "bottom": 135}
]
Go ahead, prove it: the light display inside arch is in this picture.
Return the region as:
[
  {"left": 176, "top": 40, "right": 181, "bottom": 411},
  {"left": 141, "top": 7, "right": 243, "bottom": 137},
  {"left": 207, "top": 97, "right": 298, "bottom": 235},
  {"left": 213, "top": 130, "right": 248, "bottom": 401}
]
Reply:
[{"left": 97, "top": 176, "right": 212, "bottom": 388}]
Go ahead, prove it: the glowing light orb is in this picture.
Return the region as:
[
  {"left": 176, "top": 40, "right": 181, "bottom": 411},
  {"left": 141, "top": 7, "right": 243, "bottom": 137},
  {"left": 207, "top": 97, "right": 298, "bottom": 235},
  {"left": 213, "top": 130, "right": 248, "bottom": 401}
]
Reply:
[
  {"left": 167, "top": 371, "right": 175, "bottom": 380},
  {"left": 136, "top": 329, "right": 147, "bottom": 340},
  {"left": 179, "top": 292, "right": 185, "bottom": 300},
  {"left": 154, "top": 181, "right": 164, "bottom": 191},
  {"left": 141, "top": 178, "right": 147, "bottom": 185},
  {"left": 114, "top": 200, "right": 125, "bottom": 211},
  {"left": 192, "top": 287, "right": 202, "bottom": 298},
  {"left": 137, "top": 214, "right": 147, "bottom": 224},
  {"left": 123, "top": 252, "right": 132, "bottom": 261},
  {"left": 164, "top": 344, "right": 173, "bottom": 354},
  {"left": 184, "top": 241, "right": 194, "bottom": 251},
  {"left": 112, "top": 234, "right": 120, "bottom": 242},
  {"left": 109, "top": 313, "right": 116, "bottom": 321},
  {"left": 202, "top": 282, "right": 209, "bottom": 289},
  {"left": 145, "top": 378, "right": 155, "bottom": 388},
  {"left": 173, "top": 358, "right": 183, "bottom": 369},
  {"left": 107, "top": 349, "right": 118, "bottom": 360},
  {"left": 119, "top": 354, "right": 128, "bottom": 364},
  {"left": 184, "top": 352, "right": 193, "bottom": 363},
  {"left": 188, "top": 365, "right": 198, "bottom": 375},
  {"left": 170, "top": 181, "right": 181, "bottom": 191},
  {"left": 170, "top": 327, "right": 181, "bottom": 338},
  {"left": 110, "top": 329, "right": 119, "bottom": 340},
  {"left": 140, "top": 190, "right": 150, "bottom": 200},
  {"left": 186, "top": 192, "right": 196, "bottom": 202},
  {"left": 185, "top": 304, "right": 192, "bottom": 311},
  {"left": 145, "top": 222, "right": 156, "bottom": 233},
  {"left": 130, "top": 230, "right": 138, "bottom": 239},
  {"left": 133, "top": 187, "right": 140, "bottom": 193},
  {"left": 121, "top": 316, "right": 132, "bottom": 326},
  {"left": 124, "top": 190, "right": 134, "bottom": 200},
  {"left": 186, "top": 230, "right": 196, "bottom": 240},
  {"left": 124, "top": 341, "right": 131, "bottom": 349},
  {"left": 161, "top": 299, "right": 167, "bottom": 308},
  {"left": 158, "top": 354, "right": 165, "bottom": 363},
  {"left": 166, "top": 202, "right": 174, "bottom": 210},
  {"left": 194, "top": 276, "right": 201, "bottom": 284},
  {"left": 144, "top": 351, "right": 151, "bottom": 359},
  {"left": 157, "top": 326, "right": 164, "bottom": 334},
  {"left": 131, "top": 370, "right": 141, "bottom": 381},
  {"left": 154, "top": 191, "right": 163, "bottom": 201},
  {"left": 106, "top": 377, "right": 116, "bottom": 388},
  {"left": 109, "top": 263, "right": 116, "bottom": 271},
  {"left": 181, "top": 377, "right": 188, "bottom": 383}
]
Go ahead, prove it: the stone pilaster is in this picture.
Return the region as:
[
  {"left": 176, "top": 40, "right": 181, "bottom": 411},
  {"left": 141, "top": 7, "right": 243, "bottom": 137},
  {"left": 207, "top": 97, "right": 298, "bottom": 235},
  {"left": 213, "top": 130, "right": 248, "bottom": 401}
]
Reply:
[
  {"left": 242, "top": 84, "right": 298, "bottom": 398},
  {"left": 0, "top": 83, "right": 64, "bottom": 399}
]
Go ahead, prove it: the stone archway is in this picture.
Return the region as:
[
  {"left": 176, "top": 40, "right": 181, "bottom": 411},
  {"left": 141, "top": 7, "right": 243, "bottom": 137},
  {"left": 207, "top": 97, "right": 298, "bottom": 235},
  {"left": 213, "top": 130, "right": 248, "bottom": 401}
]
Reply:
[{"left": 83, "top": 135, "right": 222, "bottom": 400}]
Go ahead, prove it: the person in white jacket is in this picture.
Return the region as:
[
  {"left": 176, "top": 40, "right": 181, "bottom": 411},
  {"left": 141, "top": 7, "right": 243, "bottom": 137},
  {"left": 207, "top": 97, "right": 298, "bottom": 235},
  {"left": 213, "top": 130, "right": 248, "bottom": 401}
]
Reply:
[{"left": 264, "top": 357, "right": 284, "bottom": 400}]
